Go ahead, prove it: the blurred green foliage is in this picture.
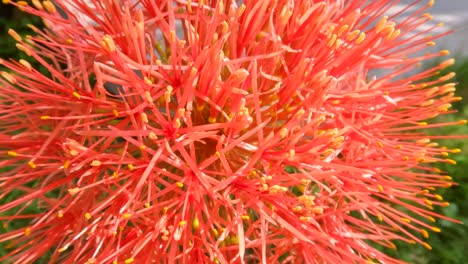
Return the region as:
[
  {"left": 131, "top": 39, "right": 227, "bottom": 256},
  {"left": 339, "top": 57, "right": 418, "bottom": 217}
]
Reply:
[{"left": 0, "top": 2, "right": 467, "bottom": 264}]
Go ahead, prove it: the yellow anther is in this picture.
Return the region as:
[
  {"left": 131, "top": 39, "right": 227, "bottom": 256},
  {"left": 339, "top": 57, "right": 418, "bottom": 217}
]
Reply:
[
  {"left": 139, "top": 145, "right": 146, "bottom": 151},
  {"left": 112, "top": 109, "right": 119, "bottom": 117},
  {"left": 8, "top": 29, "right": 22, "bottom": 42},
  {"left": 451, "top": 148, "right": 461, "bottom": 153},
  {"left": 57, "top": 210, "right": 64, "bottom": 218},
  {"left": 192, "top": 217, "right": 199, "bottom": 230},
  {"left": 377, "top": 184, "right": 384, "bottom": 192},
  {"left": 445, "top": 159, "right": 457, "bottom": 165},
  {"left": 101, "top": 35, "right": 116, "bottom": 52},
  {"left": 124, "top": 258, "right": 134, "bottom": 264},
  {"left": 376, "top": 142, "right": 383, "bottom": 148},
  {"left": 19, "top": 59, "right": 32, "bottom": 71},
  {"left": 28, "top": 161, "right": 36, "bottom": 169},
  {"left": 426, "top": 216, "right": 436, "bottom": 222},
  {"left": 90, "top": 160, "right": 101, "bottom": 167},
  {"left": 179, "top": 220, "right": 187, "bottom": 226},
  {"left": 149, "top": 131, "right": 157, "bottom": 140},
  {"left": 68, "top": 187, "right": 80, "bottom": 196},
  {"left": 377, "top": 213, "right": 383, "bottom": 222},
  {"left": 24, "top": 227, "right": 31, "bottom": 236},
  {"left": 299, "top": 216, "right": 311, "bottom": 222},
  {"left": 144, "top": 203, "right": 150, "bottom": 208},
  {"left": 458, "top": 120, "right": 467, "bottom": 125},
  {"left": 162, "top": 207, "right": 168, "bottom": 214},
  {"left": 431, "top": 226, "right": 441, "bottom": 232},
  {"left": 418, "top": 122, "right": 427, "bottom": 126},
  {"left": 16, "top": 43, "right": 31, "bottom": 56},
  {"left": 208, "top": 116, "right": 217, "bottom": 123},
  {"left": 337, "top": 25, "right": 349, "bottom": 36},
  {"left": 40, "top": 115, "right": 51, "bottom": 120},
  {"left": 439, "top": 49, "right": 450, "bottom": 56},
  {"left": 292, "top": 205, "right": 303, "bottom": 212},
  {"left": 423, "top": 242, "right": 432, "bottom": 250},
  {"left": 63, "top": 160, "right": 70, "bottom": 169},
  {"left": 141, "top": 112, "right": 148, "bottom": 123},
  {"left": 122, "top": 213, "right": 132, "bottom": 219},
  {"left": 1, "top": 71, "right": 16, "bottom": 84},
  {"left": 237, "top": 3, "right": 246, "bottom": 17},
  {"left": 85, "top": 212, "right": 92, "bottom": 220},
  {"left": 215, "top": 151, "right": 221, "bottom": 157},
  {"left": 42, "top": 0, "right": 56, "bottom": 13},
  {"left": 394, "top": 144, "right": 402, "bottom": 149},
  {"left": 176, "top": 182, "right": 184, "bottom": 188},
  {"left": 72, "top": 91, "right": 81, "bottom": 99},
  {"left": 355, "top": 32, "right": 366, "bottom": 44},
  {"left": 128, "top": 164, "right": 134, "bottom": 170},
  {"left": 421, "top": 229, "right": 429, "bottom": 239},
  {"left": 240, "top": 215, "right": 250, "bottom": 220},
  {"left": 327, "top": 34, "right": 337, "bottom": 48},
  {"left": 7, "top": 151, "right": 17, "bottom": 157},
  {"left": 58, "top": 246, "right": 68, "bottom": 253},
  {"left": 401, "top": 217, "right": 411, "bottom": 223},
  {"left": 279, "top": 127, "right": 288, "bottom": 139},
  {"left": 144, "top": 91, "right": 153, "bottom": 104}
]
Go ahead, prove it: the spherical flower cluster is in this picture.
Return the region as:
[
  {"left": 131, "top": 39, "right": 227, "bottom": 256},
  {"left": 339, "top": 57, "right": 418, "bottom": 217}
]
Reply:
[{"left": 0, "top": 0, "right": 464, "bottom": 263}]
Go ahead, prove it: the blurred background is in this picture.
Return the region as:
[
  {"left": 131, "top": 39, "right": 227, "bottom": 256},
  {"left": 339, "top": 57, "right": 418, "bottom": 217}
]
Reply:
[{"left": 0, "top": 1, "right": 467, "bottom": 263}]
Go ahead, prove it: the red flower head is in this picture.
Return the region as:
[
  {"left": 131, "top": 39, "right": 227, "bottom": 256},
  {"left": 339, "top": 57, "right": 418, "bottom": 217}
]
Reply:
[{"left": 0, "top": 0, "right": 465, "bottom": 263}]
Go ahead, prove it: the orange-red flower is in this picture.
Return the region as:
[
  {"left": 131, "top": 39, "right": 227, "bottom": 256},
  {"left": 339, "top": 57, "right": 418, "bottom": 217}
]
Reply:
[{"left": 0, "top": 0, "right": 464, "bottom": 263}]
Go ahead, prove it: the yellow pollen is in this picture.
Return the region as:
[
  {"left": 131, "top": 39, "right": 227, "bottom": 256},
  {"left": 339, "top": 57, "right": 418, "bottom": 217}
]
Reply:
[
  {"left": 7, "top": 151, "right": 17, "bottom": 157},
  {"left": 40, "top": 115, "right": 50, "bottom": 120},
  {"left": 19, "top": 59, "right": 32, "bottom": 71},
  {"left": 72, "top": 91, "right": 81, "bottom": 99},
  {"left": 176, "top": 182, "right": 184, "bottom": 188},
  {"left": 162, "top": 207, "right": 168, "bottom": 214},
  {"left": 426, "top": 216, "right": 436, "bottom": 222},
  {"left": 128, "top": 164, "right": 134, "bottom": 170},
  {"left": 144, "top": 203, "right": 150, "bottom": 208},
  {"left": 428, "top": 0, "right": 434, "bottom": 7},
  {"left": 112, "top": 109, "right": 119, "bottom": 117},
  {"left": 431, "top": 227, "right": 441, "bottom": 232},
  {"left": 57, "top": 210, "right": 64, "bottom": 218},
  {"left": 327, "top": 34, "right": 337, "bottom": 48},
  {"left": 85, "top": 212, "right": 92, "bottom": 220},
  {"left": 426, "top": 41, "right": 436, "bottom": 46},
  {"left": 179, "top": 220, "right": 187, "bottom": 226},
  {"left": 299, "top": 216, "right": 311, "bottom": 222},
  {"left": 112, "top": 171, "right": 119, "bottom": 179},
  {"left": 241, "top": 215, "right": 250, "bottom": 220},
  {"left": 64, "top": 160, "right": 70, "bottom": 169},
  {"left": 418, "top": 122, "right": 427, "bottom": 126},
  {"left": 376, "top": 142, "right": 383, "bottom": 148},
  {"left": 124, "top": 258, "right": 134, "bottom": 264}
]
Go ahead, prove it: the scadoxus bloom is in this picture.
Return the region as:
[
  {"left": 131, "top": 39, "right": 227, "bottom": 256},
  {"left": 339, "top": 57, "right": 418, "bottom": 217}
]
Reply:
[{"left": 0, "top": 0, "right": 464, "bottom": 263}]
